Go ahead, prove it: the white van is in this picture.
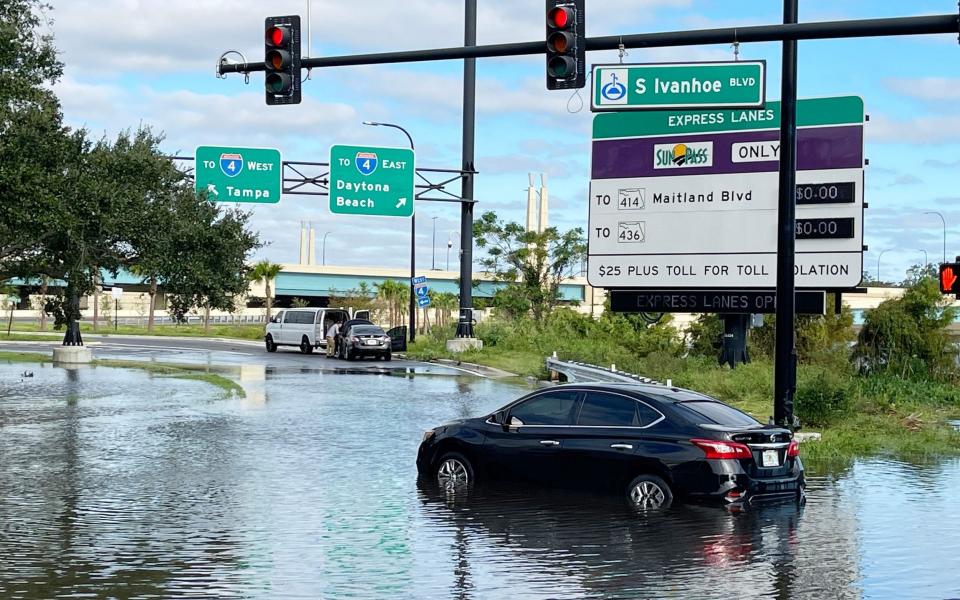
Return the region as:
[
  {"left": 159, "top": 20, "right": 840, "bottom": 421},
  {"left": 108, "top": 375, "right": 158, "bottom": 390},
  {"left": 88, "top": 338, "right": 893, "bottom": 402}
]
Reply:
[{"left": 264, "top": 308, "right": 369, "bottom": 354}]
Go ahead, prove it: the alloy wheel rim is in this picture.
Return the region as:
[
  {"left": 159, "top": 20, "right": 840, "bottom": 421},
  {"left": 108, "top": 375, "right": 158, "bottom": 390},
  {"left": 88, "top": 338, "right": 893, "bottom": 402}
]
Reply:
[
  {"left": 630, "top": 481, "right": 666, "bottom": 508},
  {"left": 437, "top": 459, "right": 469, "bottom": 487}
]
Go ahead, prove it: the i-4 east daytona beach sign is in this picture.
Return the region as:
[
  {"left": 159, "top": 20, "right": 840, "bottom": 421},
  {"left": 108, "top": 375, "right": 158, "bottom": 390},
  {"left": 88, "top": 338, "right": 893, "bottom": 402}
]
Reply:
[{"left": 587, "top": 95, "right": 865, "bottom": 289}]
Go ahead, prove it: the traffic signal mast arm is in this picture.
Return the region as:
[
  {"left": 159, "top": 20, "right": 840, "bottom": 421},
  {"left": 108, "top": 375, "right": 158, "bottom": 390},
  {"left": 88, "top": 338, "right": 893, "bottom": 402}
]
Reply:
[{"left": 220, "top": 13, "right": 958, "bottom": 75}]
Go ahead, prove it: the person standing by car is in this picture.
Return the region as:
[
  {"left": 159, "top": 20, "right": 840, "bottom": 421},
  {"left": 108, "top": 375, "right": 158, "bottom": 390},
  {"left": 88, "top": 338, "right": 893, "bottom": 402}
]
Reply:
[{"left": 326, "top": 319, "right": 341, "bottom": 358}]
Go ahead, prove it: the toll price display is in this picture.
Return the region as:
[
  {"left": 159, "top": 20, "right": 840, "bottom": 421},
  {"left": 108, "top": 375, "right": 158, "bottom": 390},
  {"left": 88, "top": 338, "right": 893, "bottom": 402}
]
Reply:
[
  {"left": 795, "top": 217, "right": 855, "bottom": 240},
  {"left": 795, "top": 182, "right": 856, "bottom": 204}
]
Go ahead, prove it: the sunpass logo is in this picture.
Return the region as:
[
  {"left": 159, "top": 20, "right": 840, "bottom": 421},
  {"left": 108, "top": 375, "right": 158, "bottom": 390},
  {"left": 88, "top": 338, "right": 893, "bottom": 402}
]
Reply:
[{"left": 653, "top": 142, "right": 713, "bottom": 169}]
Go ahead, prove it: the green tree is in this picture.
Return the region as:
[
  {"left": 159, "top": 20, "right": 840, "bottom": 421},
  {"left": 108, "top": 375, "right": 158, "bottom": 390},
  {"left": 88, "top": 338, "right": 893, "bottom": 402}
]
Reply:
[
  {"left": 0, "top": 0, "right": 66, "bottom": 281},
  {"left": 250, "top": 260, "right": 283, "bottom": 322},
  {"left": 855, "top": 276, "right": 958, "bottom": 379},
  {"left": 164, "top": 206, "right": 261, "bottom": 332},
  {"left": 375, "top": 279, "right": 407, "bottom": 328},
  {"left": 473, "top": 211, "right": 586, "bottom": 322}
]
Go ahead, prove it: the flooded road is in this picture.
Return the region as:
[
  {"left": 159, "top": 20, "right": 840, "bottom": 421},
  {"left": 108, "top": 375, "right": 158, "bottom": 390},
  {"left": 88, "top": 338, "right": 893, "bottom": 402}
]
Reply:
[{"left": 1, "top": 361, "right": 958, "bottom": 599}]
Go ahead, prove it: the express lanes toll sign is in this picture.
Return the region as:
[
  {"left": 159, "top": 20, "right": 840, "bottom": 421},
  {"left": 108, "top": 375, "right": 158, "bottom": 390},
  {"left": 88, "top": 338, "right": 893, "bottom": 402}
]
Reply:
[
  {"left": 587, "top": 95, "right": 866, "bottom": 290},
  {"left": 329, "top": 145, "right": 416, "bottom": 218},
  {"left": 195, "top": 146, "right": 282, "bottom": 203}
]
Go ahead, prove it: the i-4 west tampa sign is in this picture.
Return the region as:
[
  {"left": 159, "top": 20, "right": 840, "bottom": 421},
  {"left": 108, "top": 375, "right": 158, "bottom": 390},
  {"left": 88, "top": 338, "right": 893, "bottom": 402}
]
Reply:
[{"left": 194, "top": 146, "right": 282, "bottom": 203}]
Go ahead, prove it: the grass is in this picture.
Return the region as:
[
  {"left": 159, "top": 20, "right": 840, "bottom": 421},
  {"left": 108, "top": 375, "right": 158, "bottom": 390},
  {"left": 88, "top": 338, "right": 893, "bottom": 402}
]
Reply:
[
  {"left": 6, "top": 322, "right": 265, "bottom": 341},
  {"left": 406, "top": 323, "right": 960, "bottom": 464},
  {"left": 0, "top": 350, "right": 245, "bottom": 398}
]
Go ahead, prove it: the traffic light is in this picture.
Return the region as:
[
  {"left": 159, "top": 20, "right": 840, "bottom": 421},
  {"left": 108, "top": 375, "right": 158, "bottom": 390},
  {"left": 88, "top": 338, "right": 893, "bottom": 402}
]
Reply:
[
  {"left": 545, "top": 0, "right": 585, "bottom": 90},
  {"left": 939, "top": 262, "right": 960, "bottom": 294},
  {"left": 265, "top": 15, "right": 301, "bottom": 105}
]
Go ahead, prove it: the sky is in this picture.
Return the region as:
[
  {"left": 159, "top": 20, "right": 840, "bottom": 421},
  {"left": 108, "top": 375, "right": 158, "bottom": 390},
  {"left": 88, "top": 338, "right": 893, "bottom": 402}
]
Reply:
[{"left": 42, "top": 0, "right": 960, "bottom": 283}]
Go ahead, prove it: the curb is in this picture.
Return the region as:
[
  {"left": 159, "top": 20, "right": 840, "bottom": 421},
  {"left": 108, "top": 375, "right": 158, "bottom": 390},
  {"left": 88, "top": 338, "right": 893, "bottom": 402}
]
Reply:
[{"left": 429, "top": 358, "right": 517, "bottom": 378}]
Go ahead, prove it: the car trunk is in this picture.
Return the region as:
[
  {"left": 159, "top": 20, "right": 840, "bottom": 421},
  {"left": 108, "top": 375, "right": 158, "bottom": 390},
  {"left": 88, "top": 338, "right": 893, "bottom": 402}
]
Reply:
[{"left": 730, "top": 427, "right": 795, "bottom": 478}]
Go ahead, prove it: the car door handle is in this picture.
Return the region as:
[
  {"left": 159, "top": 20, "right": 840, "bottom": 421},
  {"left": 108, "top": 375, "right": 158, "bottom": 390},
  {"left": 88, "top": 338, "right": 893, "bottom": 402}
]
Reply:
[
  {"left": 539, "top": 440, "right": 560, "bottom": 446},
  {"left": 610, "top": 443, "right": 634, "bottom": 450}
]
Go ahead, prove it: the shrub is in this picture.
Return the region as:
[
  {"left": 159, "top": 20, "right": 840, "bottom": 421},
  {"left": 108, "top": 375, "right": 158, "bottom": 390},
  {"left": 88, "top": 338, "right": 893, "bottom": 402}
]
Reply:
[
  {"left": 855, "top": 277, "right": 958, "bottom": 380},
  {"left": 795, "top": 369, "right": 855, "bottom": 427}
]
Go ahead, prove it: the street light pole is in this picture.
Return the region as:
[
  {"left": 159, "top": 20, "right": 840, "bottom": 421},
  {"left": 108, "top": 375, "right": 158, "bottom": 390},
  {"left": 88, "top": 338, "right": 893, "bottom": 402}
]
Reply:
[
  {"left": 432, "top": 216, "right": 438, "bottom": 270},
  {"left": 924, "top": 211, "right": 946, "bottom": 264},
  {"left": 322, "top": 231, "right": 330, "bottom": 266},
  {"left": 877, "top": 249, "right": 891, "bottom": 283},
  {"left": 362, "top": 120, "right": 417, "bottom": 343},
  {"left": 919, "top": 248, "right": 928, "bottom": 268}
]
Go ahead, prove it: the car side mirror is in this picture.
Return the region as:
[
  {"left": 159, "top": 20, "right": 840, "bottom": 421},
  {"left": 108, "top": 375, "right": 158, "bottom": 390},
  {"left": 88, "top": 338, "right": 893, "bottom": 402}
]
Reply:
[{"left": 509, "top": 416, "right": 523, "bottom": 428}]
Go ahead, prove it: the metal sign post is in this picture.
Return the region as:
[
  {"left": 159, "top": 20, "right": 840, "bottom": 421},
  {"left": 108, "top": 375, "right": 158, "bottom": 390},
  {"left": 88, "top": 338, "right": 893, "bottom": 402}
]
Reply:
[{"left": 774, "top": 0, "right": 800, "bottom": 428}]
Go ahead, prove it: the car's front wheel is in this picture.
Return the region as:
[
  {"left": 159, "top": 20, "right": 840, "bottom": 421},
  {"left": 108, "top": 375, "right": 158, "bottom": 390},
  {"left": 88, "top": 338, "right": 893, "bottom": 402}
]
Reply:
[
  {"left": 627, "top": 474, "right": 673, "bottom": 509},
  {"left": 435, "top": 452, "right": 473, "bottom": 489},
  {"left": 265, "top": 335, "right": 277, "bottom": 353},
  {"left": 300, "top": 337, "right": 314, "bottom": 354}
]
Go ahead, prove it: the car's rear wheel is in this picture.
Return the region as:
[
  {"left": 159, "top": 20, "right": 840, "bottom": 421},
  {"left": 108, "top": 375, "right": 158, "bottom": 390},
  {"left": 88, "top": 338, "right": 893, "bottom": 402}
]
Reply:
[
  {"left": 627, "top": 474, "right": 673, "bottom": 509},
  {"left": 265, "top": 335, "right": 277, "bottom": 353},
  {"left": 300, "top": 337, "right": 313, "bottom": 354},
  {"left": 435, "top": 452, "right": 473, "bottom": 489},
  {"left": 384, "top": 352, "right": 392, "bottom": 361}
]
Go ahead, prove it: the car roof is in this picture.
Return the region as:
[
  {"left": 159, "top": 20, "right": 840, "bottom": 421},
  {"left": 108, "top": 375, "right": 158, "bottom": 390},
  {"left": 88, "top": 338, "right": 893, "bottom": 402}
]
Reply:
[{"left": 548, "top": 381, "right": 715, "bottom": 403}]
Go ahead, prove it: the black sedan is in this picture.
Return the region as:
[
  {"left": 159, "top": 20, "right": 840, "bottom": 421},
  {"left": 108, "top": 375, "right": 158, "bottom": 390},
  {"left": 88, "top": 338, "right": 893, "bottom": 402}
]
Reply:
[
  {"left": 338, "top": 323, "right": 393, "bottom": 361},
  {"left": 416, "top": 382, "right": 804, "bottom": 509}
]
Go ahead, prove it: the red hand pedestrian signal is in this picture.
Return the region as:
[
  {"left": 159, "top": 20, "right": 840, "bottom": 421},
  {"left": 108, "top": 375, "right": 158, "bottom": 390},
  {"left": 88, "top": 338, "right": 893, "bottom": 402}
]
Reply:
[{"left": 939, "top": 264, "right": 960, "bottom": 294}]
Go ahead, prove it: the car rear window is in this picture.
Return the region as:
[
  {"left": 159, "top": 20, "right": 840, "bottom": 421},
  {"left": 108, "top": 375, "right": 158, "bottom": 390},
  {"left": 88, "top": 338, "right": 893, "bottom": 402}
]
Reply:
[
  {"left": 578, "top": 393, "right": 639, "bottom": 427},
  {"left": 677, "top": 401, "right": 759, "bottom": 427},
  {"left": 353, "top": 326, "right": 384, "bottom": 335}
]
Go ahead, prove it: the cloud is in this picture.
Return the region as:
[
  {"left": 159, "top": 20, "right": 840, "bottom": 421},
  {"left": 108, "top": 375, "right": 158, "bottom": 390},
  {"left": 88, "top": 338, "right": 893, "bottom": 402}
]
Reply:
[
  {"left": 924, "top": 158, "right": 960, "bottom": 169},
  {"left": 884, "top": 77, "right": 960, "bottom": 101},
  {"left": 48, "top": 0, "right": 692, "bottom": 76},
  {"left": 888, "top": 174, "right": 922, "bottom": 187},
  {"left": 867, "top": 113, "right": 960, "bottom": 144}
]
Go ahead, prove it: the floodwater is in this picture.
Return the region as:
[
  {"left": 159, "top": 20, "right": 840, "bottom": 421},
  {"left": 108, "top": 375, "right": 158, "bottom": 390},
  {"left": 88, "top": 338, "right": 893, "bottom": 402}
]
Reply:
[{"left": 1, "top": 362, "right": 958, "bottom": 599}]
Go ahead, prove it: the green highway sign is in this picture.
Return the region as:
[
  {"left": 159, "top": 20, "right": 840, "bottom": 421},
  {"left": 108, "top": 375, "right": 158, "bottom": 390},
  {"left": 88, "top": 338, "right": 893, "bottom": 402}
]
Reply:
[
  {"left": 195, "top": 146, "right": 282, "bottom": 203},
  {"left": 592, "top": 61, "right": 766, "bottom": 112},
  {"left": 329, "top": 144, "right": 416, "bottom": 217}
]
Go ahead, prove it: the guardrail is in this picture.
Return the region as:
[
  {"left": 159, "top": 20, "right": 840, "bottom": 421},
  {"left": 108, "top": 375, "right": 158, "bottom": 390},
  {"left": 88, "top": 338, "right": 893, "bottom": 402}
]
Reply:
[{"left": 545, "top": 355, "right": 664, "bottom": 386}]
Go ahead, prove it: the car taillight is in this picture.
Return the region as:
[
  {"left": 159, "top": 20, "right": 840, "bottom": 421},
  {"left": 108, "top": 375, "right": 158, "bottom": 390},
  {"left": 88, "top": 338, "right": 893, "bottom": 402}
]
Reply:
[
  {"left": 691, "top": 439, "right": 753, "bottom": 460},
  {"left": 787, "top": 439, "right": 800, "bottom": 457}
]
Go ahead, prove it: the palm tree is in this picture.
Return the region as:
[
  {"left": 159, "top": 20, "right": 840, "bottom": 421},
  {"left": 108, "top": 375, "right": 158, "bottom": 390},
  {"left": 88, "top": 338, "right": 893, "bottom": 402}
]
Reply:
[{"left": 250, "top": 261, "right": 283, "bottom": 322}]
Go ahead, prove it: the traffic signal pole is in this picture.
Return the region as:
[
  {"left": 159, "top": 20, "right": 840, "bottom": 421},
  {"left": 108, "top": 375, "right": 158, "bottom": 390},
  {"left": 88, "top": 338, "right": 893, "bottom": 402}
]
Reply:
[
  {"left": 774, "top": 0, "right": 799, "bottom": 428},
  {"left": 456, "top": 0, "right": 477, "bottom": 339}
]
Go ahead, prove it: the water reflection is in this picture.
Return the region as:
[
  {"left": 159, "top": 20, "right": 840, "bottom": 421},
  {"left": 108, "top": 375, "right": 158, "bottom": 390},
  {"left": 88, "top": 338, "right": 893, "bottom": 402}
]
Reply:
[{"left": 417, "top": 481, "right": 817, "bottom": 599}]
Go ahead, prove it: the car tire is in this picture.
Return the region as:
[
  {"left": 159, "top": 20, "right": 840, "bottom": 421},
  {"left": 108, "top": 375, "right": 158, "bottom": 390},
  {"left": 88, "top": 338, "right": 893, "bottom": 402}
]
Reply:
[
  {"left": 384, "top": 352, "right": 392, "bottom": 362},
  {"left": 626, "top": 474, "right": 673, "bottom": 509},
  {"left": 435, "top": 452, "right": 474, "bottom": 488},
  {"left": 300, "top": 337, "right": 314, "bottom": 354},
  {"left": 265, "top": 335, "right": 277, "bottom": 353}
]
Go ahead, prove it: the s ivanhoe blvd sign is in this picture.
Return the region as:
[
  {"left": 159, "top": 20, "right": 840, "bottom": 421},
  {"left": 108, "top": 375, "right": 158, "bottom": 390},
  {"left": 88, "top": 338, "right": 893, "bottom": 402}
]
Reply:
[
  {"left": 329, "top": 145, "right": 416, "bottom": 218},
  {"left": 592, "top": 61, "right": 766, "bottom": 112},
  {"left": 195, "top": 146, "right": 282, "bottom": 203}
]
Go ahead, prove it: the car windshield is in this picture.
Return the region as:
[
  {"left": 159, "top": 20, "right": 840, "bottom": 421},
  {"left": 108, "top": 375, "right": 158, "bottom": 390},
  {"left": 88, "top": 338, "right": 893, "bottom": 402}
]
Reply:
[
  {"left": 353, "top": 326, "right": 384, "bottom": 335},
  {"left": 676, "top": 400, "right": 760, "bottom": 427}
]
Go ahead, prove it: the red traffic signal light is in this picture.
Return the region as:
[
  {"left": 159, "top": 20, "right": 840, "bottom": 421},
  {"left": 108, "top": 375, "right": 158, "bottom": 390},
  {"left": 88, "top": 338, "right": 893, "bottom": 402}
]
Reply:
[
  {"left": 545, "top": 1, "right": 584, "bottom": 91},
  {"left": 548, "top": 6, "right": 573, "bottom": 29},
  {"left": 939, "top": 263, "right": 960, "bottom": 294},
  {"left": 264, "top": 16, "right": 301, "bottom": 106},
  {"left": 266, "top": 25, "right": 289, "bottom": 47}
]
